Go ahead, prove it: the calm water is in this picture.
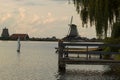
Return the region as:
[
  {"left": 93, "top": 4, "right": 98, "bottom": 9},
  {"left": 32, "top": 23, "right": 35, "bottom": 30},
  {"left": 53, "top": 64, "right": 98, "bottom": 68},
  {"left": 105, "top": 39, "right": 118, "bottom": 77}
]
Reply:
[{"left": 0, "top": 41, "right": 119, "bottom": 80}]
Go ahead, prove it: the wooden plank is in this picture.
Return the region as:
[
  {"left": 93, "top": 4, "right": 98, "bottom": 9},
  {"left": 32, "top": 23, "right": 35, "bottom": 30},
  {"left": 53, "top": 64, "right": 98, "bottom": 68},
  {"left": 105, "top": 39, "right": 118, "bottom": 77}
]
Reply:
[
  {"left": 55, "top": 47, "right": 98, "bottom": 50},
  {"left": 56, "top": 47, "right": 99, "bottom": 51},
  {"left": 88, "top": 51, "right": 120, "bottom": 54},
  {"left": 63, "top": 42, "right": 120, "bottom": 47},
  {"left": 65, "top": 48, "right": 98, "bottom": 50},
  {"left": 61, "top": 58, "right": 120, "bottom": 65},
  {"left": 63, "top": 51, "right": 120, "bottom": 55},
  {"left": 56, "top": 47, "right": 99, "bottom": 54}
]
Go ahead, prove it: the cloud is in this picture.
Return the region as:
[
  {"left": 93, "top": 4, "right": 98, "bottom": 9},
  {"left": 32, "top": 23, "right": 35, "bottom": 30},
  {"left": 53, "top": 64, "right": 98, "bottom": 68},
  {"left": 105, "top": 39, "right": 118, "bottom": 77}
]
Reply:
[
  {"left": 43, "top": 12, "right": 56, "bottom": 24},
  {"left": 50, "top": 0, "right": 67, "bottom": 4},
  {"left": 43, "top": 18, "right": 56, "bottom": 24},
  {"left": 0, "top": 13, "right": 12, "bottom": 23},
  {"left": 14, "top": 0, "right": 48, "bottom": 6},
  {"left": 47, "top": 12, "right": 52, "bottom": 17},
  {"left": 18, "top": 7, "right": 26, "bottom": 21},
  {"left": 31, "top": 14, "right": 41, "bottom": 24}
]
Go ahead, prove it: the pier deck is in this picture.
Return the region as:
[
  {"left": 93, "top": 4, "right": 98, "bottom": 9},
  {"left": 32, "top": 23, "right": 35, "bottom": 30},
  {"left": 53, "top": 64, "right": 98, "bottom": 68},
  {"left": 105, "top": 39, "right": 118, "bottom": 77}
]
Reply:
[{"left": 57, "top": 40, "right": 120, "bottom": 72}]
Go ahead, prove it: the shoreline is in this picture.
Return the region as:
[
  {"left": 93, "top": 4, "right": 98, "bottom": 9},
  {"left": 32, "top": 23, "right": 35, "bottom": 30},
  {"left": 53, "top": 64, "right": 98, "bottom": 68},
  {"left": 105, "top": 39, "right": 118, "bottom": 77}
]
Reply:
[{"left": 0, "top": 39, "right": 102, "bottom": 42}]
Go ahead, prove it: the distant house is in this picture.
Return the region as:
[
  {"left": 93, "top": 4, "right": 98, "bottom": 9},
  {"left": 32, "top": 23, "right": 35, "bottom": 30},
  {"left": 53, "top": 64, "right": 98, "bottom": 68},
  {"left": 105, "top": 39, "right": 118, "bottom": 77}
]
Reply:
[{"left": 10, "top": 34, "right": 29, "bottom": 40}]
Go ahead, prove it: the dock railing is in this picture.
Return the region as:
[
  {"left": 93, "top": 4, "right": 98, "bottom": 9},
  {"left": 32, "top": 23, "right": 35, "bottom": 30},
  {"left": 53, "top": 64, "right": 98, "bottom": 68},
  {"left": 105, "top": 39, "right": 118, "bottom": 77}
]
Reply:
[{"left": 57, "top": 40, "right": 120, "bottom": 72}]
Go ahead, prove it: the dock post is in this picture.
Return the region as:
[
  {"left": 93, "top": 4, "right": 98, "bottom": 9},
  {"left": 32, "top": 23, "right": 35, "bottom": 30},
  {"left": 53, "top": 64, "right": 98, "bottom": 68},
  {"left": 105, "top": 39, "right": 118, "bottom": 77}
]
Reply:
[
  {"left": 58, "top": 40, "right": 66, "bottom": 72},
  {"left": 86, "top": 46, "right": 89, "bottom": 59},
  {"left": 65, "top": 47, "right": 68, "bottom": 57}
]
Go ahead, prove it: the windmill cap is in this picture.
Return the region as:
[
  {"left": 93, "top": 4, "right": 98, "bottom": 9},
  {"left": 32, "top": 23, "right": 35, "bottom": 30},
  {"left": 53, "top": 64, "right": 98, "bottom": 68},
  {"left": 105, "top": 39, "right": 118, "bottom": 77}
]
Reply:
[{"left": 70, "top": 24, "right": 77, "bottom": 27}]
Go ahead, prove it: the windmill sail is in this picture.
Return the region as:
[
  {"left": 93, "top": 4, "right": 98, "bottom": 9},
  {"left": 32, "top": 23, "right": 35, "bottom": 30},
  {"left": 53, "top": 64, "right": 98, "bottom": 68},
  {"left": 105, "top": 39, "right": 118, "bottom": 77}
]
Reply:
[
  {"left": 70, "top": 16, "right": 73, "bottom": 25},
  {"left": 17, "top": 37, "right": 21, "bottom": 52}
]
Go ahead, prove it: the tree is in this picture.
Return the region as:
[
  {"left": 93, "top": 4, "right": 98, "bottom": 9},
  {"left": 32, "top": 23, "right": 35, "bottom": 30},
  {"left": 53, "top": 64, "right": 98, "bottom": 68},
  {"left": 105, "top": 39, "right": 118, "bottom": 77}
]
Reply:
[
  {"left": 73, "top": 0, "right": 120, "bottom": 38},
  {"left": 111, "top": 22, "right": 120, "bottom": 38}
]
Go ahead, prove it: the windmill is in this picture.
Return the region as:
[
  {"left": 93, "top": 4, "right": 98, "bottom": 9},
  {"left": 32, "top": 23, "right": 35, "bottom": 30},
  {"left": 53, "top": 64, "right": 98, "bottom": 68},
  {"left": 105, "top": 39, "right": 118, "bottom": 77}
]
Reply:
[{"left": 67, "top": 16, "right": 79, "bottom": 38}]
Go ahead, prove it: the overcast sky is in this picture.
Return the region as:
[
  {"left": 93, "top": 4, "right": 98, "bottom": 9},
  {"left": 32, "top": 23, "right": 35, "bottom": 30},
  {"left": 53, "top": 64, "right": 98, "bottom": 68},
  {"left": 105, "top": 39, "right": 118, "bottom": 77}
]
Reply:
[{"left": 0, "top": 0, "right": 96, "bottom": 38}]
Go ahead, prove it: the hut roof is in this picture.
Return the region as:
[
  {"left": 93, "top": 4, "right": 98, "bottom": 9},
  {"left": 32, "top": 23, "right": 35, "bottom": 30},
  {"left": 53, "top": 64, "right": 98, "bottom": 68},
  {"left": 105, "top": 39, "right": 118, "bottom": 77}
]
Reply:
[{"left": 10, "top": 34, "right": 29, "bottom": 40}]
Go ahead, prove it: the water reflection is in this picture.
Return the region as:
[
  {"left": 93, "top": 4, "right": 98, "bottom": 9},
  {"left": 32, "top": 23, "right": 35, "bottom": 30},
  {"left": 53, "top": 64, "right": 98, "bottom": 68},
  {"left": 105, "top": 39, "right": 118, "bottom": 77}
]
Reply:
[
  {"left": 105, "top": 64, "right": 120, "bottom": 76},
  {"left": 56, "top": 69, "right": 119, "bottom": 80},
  {"left": 17, "top": 52, "right": 21, "bottom": 63},
  {"left": 56, "top": 64, "right": 120, "bottom": 80},
  {"left": 1, "top": 41, "right": 120, "bottom": 80}
]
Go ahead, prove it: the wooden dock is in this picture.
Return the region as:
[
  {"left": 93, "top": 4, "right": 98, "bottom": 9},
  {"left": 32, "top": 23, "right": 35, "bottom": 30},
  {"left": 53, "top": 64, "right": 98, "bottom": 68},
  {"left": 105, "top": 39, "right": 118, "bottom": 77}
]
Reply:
[{"left": 57, "top": 40, "right": 120, "bottom": 72}]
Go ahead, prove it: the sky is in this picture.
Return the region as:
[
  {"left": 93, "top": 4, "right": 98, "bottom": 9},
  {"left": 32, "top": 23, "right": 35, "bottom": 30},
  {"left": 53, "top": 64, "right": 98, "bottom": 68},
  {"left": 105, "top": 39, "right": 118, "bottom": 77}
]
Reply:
[{"left": 0, "top": 0, "right": 96, "bottom": 38}]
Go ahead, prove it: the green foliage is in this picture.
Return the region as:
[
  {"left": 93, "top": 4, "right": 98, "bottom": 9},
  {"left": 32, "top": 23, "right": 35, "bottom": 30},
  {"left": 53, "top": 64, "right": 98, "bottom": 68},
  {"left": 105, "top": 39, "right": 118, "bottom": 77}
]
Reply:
[
  {"left": 103, "top": 47, "right": 111, "bottom": 59},
  {"left": 114, "top": 54, "right": 120, "bottom": 60},
  {"left": 104, "top": 37, "right": 120, "bottom": 44},
  {"left": 103, "top": 38, "right": 120, "bottom": 60},
  {"left": 73, "top": 0, "right": 120, "bottom": 38},
  {"left": 111, "top": 22, "right": 120, "bottom": 38},
  {"left": 114, "top": 49, "right": 120, "bottom": 60},
  {"left": 104, "top": 37, "right": 120, "bottom": 51}
]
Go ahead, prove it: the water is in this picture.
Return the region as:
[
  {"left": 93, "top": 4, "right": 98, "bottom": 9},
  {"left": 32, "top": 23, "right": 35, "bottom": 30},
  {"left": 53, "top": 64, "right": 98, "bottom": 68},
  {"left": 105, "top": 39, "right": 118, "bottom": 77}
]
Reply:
[{"left": 0, "top": 41, "right": 119, "bottom": 80}]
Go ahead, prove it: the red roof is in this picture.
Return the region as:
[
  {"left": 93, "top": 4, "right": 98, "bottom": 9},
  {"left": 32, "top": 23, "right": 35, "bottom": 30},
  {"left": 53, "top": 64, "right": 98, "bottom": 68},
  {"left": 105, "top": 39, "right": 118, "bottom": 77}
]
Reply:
[{"left": 10, "top": 34, "right": 29, "bottom": 40}]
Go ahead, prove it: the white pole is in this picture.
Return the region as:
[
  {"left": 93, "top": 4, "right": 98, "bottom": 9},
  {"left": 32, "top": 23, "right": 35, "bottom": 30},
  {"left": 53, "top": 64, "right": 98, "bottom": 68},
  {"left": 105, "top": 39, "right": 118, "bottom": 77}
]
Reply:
[{"left": 17, "top": 37, "right": 21, "bottom": 52}]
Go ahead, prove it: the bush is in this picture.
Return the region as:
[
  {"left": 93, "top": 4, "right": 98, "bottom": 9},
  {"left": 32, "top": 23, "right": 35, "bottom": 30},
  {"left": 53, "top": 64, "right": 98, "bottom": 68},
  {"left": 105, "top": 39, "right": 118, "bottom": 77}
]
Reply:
[
  {"left": 103, "top": 38, "right": 120, "bottom": 59},
  {"left": 103, "top": 47, "right": 111, "bottom": 59}
]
